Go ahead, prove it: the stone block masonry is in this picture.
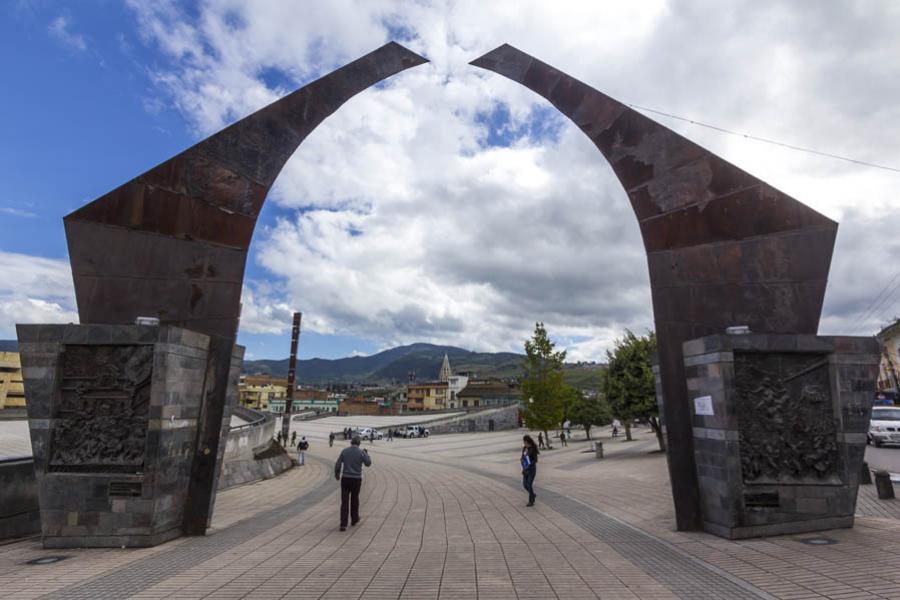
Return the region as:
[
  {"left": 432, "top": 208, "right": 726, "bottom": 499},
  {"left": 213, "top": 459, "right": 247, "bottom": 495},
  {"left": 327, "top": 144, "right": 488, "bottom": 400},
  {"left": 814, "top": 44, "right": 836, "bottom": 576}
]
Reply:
[
  {"left": 217, "top": 407, "right": 292, "bottom": 490},
  {"left": 16, "top": 324, "right": 243, "bottom": 548},
  {"left": 683, "top": 333, "right": 879, "bottom": 539},
  {"left": 0, "top": 457, "right": 40, "bottom": 539},
  {"left": 423, "top": 404, "right": 519, "bottom": 435}
]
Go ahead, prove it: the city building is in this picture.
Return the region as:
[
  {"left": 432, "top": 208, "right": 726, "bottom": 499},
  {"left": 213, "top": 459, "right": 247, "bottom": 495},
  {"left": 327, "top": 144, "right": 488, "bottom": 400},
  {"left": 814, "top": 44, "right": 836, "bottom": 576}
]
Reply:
[
  {"left": 292, "top": 389, "right": 340, "bottom": 414},
  {"left": 438, "top": 353, "right": 470, "bottom": 409},
  {"left": 405, "top": 353, "right": 469, "bottom": 411},
  {"left": 406, "top": 381, "right": 448, "bottom": 411},
  {"left": 876, "top": 320, "right": 900, "bottom": 392},
  {"left": 439, "top": 353, "right": 452, "bottom": 382},
  {"left": 0, "top": 349, "right": 25, "bottom": 410},
  {"left": 339, "top": 395, "right": 393, "bottom": 416},
  {"left": 457, "top": 379, "right": 521, "bottom": 408},
  {"left": 238, "top": 375, "right": 288, "bottom": 411},
  {"left": 393, "top": 387, "right": 408, "bottom": 412}
]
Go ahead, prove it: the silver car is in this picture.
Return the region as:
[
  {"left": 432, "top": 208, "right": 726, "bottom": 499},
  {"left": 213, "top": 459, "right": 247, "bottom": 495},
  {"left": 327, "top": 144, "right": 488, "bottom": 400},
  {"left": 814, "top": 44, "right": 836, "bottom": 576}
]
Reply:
[
  {"left": 357, "top": 427, "right": 383, "bottom": 441},
  {"left": 869, "top": 406, "right": 900, "bottom": 447}
]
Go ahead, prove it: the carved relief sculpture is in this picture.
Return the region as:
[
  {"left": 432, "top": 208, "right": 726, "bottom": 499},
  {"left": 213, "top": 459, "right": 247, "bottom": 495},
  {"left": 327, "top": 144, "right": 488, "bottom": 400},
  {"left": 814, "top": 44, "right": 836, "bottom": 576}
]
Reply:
[
  {"left": 734, "top": 352, "right": 840, "bottom": 484},
  {"left": 49, "top": 345, "right": 153, "bottom": 473}
]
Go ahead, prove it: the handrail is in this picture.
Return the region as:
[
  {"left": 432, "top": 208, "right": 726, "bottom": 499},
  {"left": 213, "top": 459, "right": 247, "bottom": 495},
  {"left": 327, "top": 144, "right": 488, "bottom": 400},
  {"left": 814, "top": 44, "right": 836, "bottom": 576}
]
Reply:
[{"left": 230, "top": 406, "right": 271, "bottom": 431}]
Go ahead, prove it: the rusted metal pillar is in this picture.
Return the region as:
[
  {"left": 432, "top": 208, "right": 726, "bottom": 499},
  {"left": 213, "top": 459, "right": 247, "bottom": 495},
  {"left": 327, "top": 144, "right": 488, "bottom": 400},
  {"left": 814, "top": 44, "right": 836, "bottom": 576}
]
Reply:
[
  {"left": 281, "top": 312, "right": 302, "bottom": 441},
  {"left": 471, "top": 44, "right": 838, "bottom": 531}
]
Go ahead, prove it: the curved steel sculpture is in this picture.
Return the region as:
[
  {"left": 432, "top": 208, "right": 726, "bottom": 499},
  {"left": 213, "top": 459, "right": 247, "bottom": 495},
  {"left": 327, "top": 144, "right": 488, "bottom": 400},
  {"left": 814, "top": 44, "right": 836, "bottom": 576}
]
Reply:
[
  {"left": 61, "top": 38, "right": 837, "bottom": 534},
  {"left": 471, "top": 44, "right": 838, "bottom": 530},
  {"left": 63, "top": 42, "right": 428, "bottom": 533}
]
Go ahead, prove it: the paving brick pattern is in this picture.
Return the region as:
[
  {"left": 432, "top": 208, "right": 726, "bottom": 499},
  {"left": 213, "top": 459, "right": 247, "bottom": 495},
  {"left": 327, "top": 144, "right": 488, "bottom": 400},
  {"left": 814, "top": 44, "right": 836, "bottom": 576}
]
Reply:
[
  {"left": 0, "top": 425, "right": 898, "bottom": 599},
  {"left": 0, "top": 461, "right": 328, "bottom": 598},
  {"left": 856, "top": 483, "right": 900, "bottom": 520}
]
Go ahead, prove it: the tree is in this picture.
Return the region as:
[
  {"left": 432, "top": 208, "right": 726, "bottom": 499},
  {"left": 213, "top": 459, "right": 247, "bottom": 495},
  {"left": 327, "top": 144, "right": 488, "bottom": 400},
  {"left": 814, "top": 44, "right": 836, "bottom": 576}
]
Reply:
[
  {"left": 521, "top": 322, "right": 566, "bottom": 449},
  {"left": 567, "top": 386, "right": 612, "bottom": 440},
  {"left": 604, "top": 330, "right": 665, "bottom": 451}
]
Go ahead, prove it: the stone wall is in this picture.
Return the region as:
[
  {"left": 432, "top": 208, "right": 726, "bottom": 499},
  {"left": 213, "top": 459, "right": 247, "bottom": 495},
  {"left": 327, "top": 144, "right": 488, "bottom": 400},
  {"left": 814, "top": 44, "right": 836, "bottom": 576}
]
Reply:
[
  {"left": 204, "top": 344, "right": 244, "bottom": 514},
  {"left": 17, "top": 324, "right": 234, "bottom": 548},
  {"left": 422, "top": 404, "right": 519, "bottom": 435},
  {"left": 683, "top": 333, "right": 878, "bottom": 539},
  {"left": 0, "top": 457, "right": 39, "bottom": 539},
  {"left": 0, "top": 405, "right": 292, "bottom": 542},
  {"left": 217, "top": 407, "right": 292, "bottom": 490}
]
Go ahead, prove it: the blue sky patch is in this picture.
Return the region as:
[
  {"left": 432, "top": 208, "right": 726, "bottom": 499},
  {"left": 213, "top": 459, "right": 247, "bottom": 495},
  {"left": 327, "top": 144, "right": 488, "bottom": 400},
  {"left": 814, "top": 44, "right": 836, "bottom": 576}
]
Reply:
[{"left": 476, "top": 102, "right": 565, "bottom": 149}]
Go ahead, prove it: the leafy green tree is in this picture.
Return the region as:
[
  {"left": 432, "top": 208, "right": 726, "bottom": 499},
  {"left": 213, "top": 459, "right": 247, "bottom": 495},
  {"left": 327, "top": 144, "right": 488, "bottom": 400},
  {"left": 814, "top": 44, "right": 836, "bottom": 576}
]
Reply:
[
  {"left": 604, "top": 330, "right": 665, "bottom": 451},
  {"left": 521, "top": 322, "right": 566, "bottom": 449},
  {"left": 567, "top": 385, "right": 612, "bottom": 440}
]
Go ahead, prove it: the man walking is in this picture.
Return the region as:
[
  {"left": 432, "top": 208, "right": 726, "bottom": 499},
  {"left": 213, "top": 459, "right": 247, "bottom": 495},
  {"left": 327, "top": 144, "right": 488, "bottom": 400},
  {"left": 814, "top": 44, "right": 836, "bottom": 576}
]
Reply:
[
  {"left": 334, "top": 436, "right": 372, "bottom": 531},
  {"left": 297, "top": 436, "right": 309, "bottom": 466},
  {"left": 329, "top": 431, "right": 335, "bottom": 447}
]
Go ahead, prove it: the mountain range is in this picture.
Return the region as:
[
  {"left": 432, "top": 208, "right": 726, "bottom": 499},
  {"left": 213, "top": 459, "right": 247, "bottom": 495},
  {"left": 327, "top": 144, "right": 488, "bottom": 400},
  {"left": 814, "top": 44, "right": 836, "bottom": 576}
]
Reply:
[
  {"left": 0, "top": 339, "right": 603, "bottom": 387},
  {"left": 243, "top": 342, "right": 605, "bottom": 387}
]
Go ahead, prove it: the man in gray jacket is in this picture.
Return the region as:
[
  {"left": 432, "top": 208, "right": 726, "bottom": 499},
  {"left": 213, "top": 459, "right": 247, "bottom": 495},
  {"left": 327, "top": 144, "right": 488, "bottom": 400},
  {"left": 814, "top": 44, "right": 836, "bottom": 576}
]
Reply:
[{"left": 334, "top": 435, "right": 372, "bottom": 531}]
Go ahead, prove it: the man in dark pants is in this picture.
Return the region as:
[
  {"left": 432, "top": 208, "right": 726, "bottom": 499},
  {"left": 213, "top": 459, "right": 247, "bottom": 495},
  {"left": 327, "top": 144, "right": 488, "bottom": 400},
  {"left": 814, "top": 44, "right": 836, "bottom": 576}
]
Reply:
[{"left": 334, "top": 435, "right": 372, "bottom": 531}]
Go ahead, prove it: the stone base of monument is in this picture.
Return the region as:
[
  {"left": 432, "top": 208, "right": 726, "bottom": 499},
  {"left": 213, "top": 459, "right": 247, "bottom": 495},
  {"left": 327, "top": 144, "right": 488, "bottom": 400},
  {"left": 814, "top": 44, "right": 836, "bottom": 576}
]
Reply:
[
  {"left": 16, "top": 324, "right": 241, "bottom": 548},
  {"left": 682, "top": 334, "right": 878, "bottom": 540}
]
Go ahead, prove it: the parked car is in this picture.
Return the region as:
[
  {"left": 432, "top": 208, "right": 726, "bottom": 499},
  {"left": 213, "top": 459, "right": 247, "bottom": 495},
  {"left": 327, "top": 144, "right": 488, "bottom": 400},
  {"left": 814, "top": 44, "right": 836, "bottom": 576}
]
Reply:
[
  {"left": 357, "top": 427, "right": 383, "bottom": 441},
  {"left": 868, "top": 406, "right": 900, "bottom": 447},
  {"left": 401, "top": 425, "right": 430, "bottom": 438}
]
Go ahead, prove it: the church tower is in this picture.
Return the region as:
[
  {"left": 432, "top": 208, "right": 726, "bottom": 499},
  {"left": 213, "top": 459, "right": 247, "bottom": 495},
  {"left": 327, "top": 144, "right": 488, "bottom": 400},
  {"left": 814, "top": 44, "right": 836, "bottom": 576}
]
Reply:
[{"left": 439, "top": 353, "right": 452, "bottom": 382}]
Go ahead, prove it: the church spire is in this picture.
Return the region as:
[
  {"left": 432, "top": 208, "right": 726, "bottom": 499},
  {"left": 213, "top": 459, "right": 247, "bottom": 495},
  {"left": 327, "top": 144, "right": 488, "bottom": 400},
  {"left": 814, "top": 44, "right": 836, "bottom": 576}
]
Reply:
[{"left": 439, "top": 353, "right": 452, "bottom": 382}]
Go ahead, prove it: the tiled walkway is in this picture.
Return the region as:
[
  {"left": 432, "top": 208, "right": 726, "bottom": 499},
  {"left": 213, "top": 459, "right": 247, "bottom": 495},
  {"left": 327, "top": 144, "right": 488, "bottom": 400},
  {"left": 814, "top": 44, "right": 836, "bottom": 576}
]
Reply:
[{"left": 1, "top": 426, "right": 898, "bottom": 599}]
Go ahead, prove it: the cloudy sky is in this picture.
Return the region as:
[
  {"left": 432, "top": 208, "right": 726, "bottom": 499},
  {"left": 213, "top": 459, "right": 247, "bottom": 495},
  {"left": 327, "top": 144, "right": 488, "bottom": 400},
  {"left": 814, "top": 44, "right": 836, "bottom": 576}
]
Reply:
[{"left": 2, "top": 1, "right": 899, "bottom": 361}]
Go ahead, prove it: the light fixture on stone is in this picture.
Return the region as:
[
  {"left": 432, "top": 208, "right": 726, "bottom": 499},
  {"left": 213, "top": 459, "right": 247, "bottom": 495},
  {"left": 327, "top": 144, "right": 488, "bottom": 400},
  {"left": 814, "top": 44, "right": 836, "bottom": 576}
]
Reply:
[
  {"left": 726, "top": 325, "right": 751, "bottom": 335},
  {"left": 135, "top": 316, "right": 160, "bottom": 326}
]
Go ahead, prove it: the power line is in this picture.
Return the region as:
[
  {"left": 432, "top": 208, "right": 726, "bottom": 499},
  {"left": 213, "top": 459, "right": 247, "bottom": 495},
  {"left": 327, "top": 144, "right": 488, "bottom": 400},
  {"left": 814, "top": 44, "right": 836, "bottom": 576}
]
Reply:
[
  {"left": 627, "top": 103, "right": 900, "bottom": 174},
  {"left": 849, "top": 269, "right": 900, "bottom": 331},
  {"left": 869, "top": 272, "right": 900, "bottom": 325},
  {"left": 876, "top": 282, "right": 900, "bottom": 327},
  {"left": 857, "top": 272, "right": 900, "bottom": 333}
]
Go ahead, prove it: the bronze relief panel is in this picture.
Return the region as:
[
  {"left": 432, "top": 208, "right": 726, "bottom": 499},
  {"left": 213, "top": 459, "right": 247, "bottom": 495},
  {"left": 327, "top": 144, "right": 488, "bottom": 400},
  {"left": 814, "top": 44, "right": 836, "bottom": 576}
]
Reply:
[
  {"left": 734, "top": 351, "right": 841, "bottom": 485},
  {"left": 49, "top": 344, "right": 153, "bottom": 473}
]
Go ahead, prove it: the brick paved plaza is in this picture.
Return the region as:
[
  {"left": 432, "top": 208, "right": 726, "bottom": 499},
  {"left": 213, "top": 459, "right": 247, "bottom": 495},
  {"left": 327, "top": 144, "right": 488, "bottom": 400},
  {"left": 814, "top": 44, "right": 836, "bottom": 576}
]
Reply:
[{"left": 1, "top": 425, "right": 899, "bottom": 599}]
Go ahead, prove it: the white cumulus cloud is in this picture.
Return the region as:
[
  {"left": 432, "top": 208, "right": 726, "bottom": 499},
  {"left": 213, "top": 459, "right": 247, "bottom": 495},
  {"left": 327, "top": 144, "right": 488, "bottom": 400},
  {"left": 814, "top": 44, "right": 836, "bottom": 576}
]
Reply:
[
  {"left": 127, "top": 0, "right": 900, "bottom": 360},
  {"left": 0, "top": 251, "right": 78, "bottom": 338}
]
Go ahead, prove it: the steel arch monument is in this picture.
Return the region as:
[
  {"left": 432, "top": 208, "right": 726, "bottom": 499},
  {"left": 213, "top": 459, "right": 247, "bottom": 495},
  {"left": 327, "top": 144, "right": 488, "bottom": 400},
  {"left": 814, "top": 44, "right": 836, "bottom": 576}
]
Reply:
[
  {"left": 63, "top": 42, "right": 428, "bottom": 534},
  {"left": 61, "top": 42, "right": 836, "bottom": 533}
]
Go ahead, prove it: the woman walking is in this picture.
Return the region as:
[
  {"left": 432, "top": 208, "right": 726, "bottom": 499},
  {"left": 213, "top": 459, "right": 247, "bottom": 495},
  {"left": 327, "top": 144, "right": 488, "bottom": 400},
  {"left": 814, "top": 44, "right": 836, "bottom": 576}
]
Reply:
[{"left": 521, "top": 435, "right": 539, "bottom": 506}]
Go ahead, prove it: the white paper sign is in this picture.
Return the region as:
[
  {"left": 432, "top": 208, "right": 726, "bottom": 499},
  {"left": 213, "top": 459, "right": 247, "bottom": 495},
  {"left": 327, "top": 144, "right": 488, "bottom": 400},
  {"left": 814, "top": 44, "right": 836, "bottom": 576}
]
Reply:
[{"left": 693, "top": 395, "right": 714, "bottom": 416}]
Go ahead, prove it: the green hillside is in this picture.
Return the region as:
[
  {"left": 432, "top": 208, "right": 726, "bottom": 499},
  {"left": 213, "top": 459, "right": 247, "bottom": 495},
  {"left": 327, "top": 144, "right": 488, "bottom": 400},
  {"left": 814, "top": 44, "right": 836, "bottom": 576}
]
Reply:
[{"left": 243, "top": 342, "right": 605, "bottom": 388}]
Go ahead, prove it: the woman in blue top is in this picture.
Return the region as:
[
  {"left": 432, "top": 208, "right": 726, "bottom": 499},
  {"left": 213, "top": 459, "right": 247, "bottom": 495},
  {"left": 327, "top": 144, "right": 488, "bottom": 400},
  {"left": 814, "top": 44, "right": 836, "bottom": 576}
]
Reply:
[{"left": 521, "top": 435, "right": 539, "bottom": 506}]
